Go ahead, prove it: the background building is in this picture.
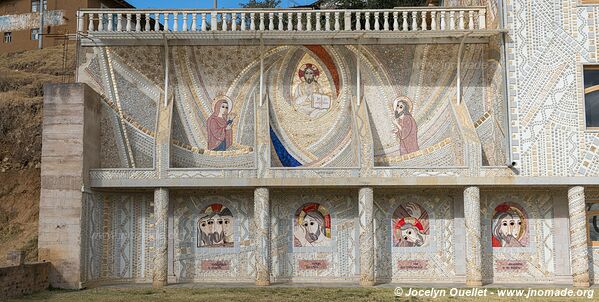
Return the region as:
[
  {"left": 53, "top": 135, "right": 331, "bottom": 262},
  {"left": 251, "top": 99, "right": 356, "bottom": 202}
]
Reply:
[{"left": 0, "top": 0, "right": 133, "bottom": 53}]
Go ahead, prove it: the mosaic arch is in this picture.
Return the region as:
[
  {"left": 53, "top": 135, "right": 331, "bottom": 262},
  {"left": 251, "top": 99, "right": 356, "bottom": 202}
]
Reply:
[
  {"left": 491, "top": 202, "right": 528, "bottom": 248},
  {"left": 293, "top": 203, "right": 332, "bottom": 247},
  {"left": 197, "top": 203, "right": 234, "bottom": 248},
  {"left": 392, "top": 202, "right": 430, "bottom": 247}
]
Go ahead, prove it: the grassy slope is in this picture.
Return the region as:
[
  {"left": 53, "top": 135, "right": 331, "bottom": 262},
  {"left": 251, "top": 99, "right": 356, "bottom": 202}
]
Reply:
[{"left": 0, "top": 45, "right": 74, "bottom": 265}]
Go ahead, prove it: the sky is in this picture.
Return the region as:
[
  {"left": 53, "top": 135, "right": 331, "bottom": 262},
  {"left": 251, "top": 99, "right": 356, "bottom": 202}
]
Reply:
[{"left": 127, "top": 0, "right": 314, "bottom": 9}]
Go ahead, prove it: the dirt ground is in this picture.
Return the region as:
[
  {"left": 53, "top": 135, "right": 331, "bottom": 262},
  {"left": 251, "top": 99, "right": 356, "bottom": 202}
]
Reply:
[{"left": 0, "top": 45, "right": 74, "bottom": 265}]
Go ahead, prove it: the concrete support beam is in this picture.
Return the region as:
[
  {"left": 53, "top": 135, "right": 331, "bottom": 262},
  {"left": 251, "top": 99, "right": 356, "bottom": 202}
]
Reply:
[
  {"left": 38, "top": 83, "right": 101, "bottom": 289},
  {"left": 152, "top": 188, "right": 169, "bottom": 287},
  {"left": 254, "top": 187, "right": 270, "bottom": 286},
  {"left": 359, "top": 187, "right": 375, "bottom": 286},
  {"left": 553, "top": 192, "right": 572, "bottom": 284},
  {"left": 568, "top": 186, "right": 590, "bottom": 287},
  {"left": 464, "top": 186, "right": 482, "bottom": 286}
]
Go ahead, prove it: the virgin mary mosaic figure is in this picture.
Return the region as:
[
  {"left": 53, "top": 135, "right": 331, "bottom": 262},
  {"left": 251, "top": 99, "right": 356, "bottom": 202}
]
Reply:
[{"left": 207, "top": 96, "right": 236, "bottom": 151}]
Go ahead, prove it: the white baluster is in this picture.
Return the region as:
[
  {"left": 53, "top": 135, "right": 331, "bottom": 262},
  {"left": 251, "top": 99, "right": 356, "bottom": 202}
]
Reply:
[
  {"left": 269, "top": 13, "right": 274, "bottom": 30},
  {"left": 287, "top": 12, "right": 293, "bottom": 31},
  {"left": 223, "top": 13, "right": 228, "bottom": 31},
  {"left": 364, "top": 12, "right": 370, "bottom": 31},
  {"left": 259, "top": 13, "right": 265, "bottom": 31},
  {"left": 306, "top": 12, "right": 312, "bottom": 31},
  {"left": 240, "top": 13, "right": 246, "bottom": 31},
  {"left": 211, "top": 12, "right": 217, "bottom": 31},
  {"left": 440, "top": 11, "right": 446, "bottom": 31},
  {"left": 383, "top": 12, "right": 389, "bottom": 31},
  {"left": 449, "top": 11, "right": 455, "bottom": 30},
  {"left": 278, "top": 12, "right": 283, "bottom": 30},
  {"left": 135, "top": 13, "right": 141, "bottom": 32},
  {"left": 126, "top": 13, "right": 132, "bottom": 32},
  {"left": 374, "top": 12, "right": 380, "bottom": 31},
  {"left": 334, "top": 12, "right": 340, "bottom": 30},
  {"left": 144, "top": 13, "right": 150, "bottom": 31},
  {"left": 108, "top": 13, "right": 114, "bottom": 31},
  {"left": 402, "top": 11, "right": 408, "bottom": 31},
  {"left": 421, "top": 11, "right": 427, "bottom": 30},
  {"left": 154, "top": 13, "right": 160, "bottom": 31},
  {"left": 478, "top": 9, "right": 486, "bottom": 29},
  {"left": 164, "top": 13, "right": 169, "bottom": 31},
  {"left": 344, "top": 11, "right": 351, "bottom": 31},
  {"left": 232, "top": 13, "right": 237, "bottom": 31},
  {"left": 116, "top": 13, "right": 122, "bottom": 31},
  {"left": 201, "top": 13, "right": 207, "bottom": 31},
  {"left": 98, "top": 13, "right": 104, "bottom": 31},
  {"left": 250, "top": 13, "right": 255, "bottom": 30},
  {"left": 411, "top": 11, "right": 417, "bottom": 31},
  {"left": 431, "top": 11, "right": 437, "bottom": 31},
  {"left": 297, "top": 12, "right": 302, "bottom": 31},
  {"left": 182, "top": 13, "right": 188, "bottom": 31},
  {"left": 77, "top": 12, "right": 84, "bottom": 32},
  {"left": 458, "top": 11, "right": 465, "bottom": 30},
  {"left": 325, "top": 12, "right": 330, "bottom": 31},
  {"left": 316, "top": 12, "right": 322, "bottom": 31},
  {"left": 191, "top": 13, "right": 197, "bottom": 31},
  {"left": 355, "top": 11, "right": 361, "bottom": 31},
  {"left": 468, "top": 10, "right": 474, "bottom": 30},
  {"left": 392, "top": 12, "right": 398, "bottom": 31},
  {"left": 88, "top": 13, "right": 94, "bottom": 32}
]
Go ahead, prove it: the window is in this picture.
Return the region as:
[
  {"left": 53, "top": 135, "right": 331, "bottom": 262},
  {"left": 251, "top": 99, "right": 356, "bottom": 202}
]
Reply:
[
  {"left": 583, "top": 66, "right": 599, "bottom": 128},
  {"left": 31, "top": 28, "right": 40, "bottom": 40},
  {"left": 3, "top": 32, "right": 12, "bottom": 43},
  {"left": 31, "top": 0, "right": 47, "bottom": 13},
  {"left": 587, "top": 201, "right": 599, "bottom": 246}
]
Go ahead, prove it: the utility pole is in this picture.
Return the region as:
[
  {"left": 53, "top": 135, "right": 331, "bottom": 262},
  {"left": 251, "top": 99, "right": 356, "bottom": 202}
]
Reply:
[
  {"left": 38, "top": 0, "right": 44, "bottom": 49},
  {"left": 214, "top": 0, "right": 218, "bottom": 8}
]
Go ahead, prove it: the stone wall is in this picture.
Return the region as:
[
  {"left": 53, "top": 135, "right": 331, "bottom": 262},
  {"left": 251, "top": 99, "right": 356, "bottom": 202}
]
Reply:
[{"left": 0, "top": 262, "right": 50, "bottom": 299}]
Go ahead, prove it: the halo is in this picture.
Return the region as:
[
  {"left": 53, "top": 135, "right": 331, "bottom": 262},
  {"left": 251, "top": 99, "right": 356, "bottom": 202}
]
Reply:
[
  {"left": 298, "top": 63, "right": 321, "bottom": 81},
  {"left": 392, "top": 96, "right": 414, "bottom": 114},
  {"left": 212, "top": 95, "right": 233, "bottom": 114}
]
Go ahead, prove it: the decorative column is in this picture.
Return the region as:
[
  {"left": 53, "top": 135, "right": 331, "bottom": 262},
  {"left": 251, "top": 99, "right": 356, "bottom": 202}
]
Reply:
[
  {"left": 254, "top": 187, "right": 270, "bottom": 286},
  {"left": 464, "top": 186, "right": 482, "bottom": 286},
  {"left": 152, "top": 188, "right": 169, "bottom": 287},
  {"left": 568, "top": 186, "right": 590, "bottom": 287},
  {"left": 359, "top": 187, "right": 375, "bottom": 286}
]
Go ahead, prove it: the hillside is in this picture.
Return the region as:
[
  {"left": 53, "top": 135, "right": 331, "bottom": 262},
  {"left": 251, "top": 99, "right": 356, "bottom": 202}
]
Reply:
[{"left": 0, "top": 45, "right": 74, "bottom": 265}]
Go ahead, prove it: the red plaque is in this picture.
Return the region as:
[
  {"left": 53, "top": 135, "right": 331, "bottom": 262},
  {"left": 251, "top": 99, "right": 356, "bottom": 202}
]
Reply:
[
  {"left": 397, "top": 260, "right": 428, "bottom": 270},
  {"left": 201, "top": 260, "right": 230, "bottom": 270},
  {"left": 299, "top": 260, "right": 328, "bottom": 270},
  {"left": 495, "top": 260, "right": 527, "bottom": 271}
]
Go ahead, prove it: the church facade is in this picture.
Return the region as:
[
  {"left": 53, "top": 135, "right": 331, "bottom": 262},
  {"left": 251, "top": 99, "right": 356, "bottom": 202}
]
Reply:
[{"left": 37, "top": 0, "right": 599, "bottom": 289}]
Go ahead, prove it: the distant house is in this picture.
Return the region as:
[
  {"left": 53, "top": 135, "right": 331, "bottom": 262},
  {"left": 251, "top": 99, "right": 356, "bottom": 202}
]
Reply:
[{"left": 0, "top": 0, "right": 134, "bottom": 53}]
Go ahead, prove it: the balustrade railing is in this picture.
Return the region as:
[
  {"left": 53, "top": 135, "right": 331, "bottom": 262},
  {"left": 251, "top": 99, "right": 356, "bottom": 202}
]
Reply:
[{"left": 77, "top": 7, "right": 487, "bottom": 35}]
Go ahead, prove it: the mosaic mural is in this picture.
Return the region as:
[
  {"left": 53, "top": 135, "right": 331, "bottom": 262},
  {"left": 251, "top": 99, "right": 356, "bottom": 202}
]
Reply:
[
  {"left": 294, "top": 203, "right": 332, "bottom": 247},
  {"left": 491, "top": 202, "right": 528, "bottom": 248},
  {"left": 197, "top": 204, "right": 234, "bottom": 248},
  {"left": 392, "top": 202, "right": 429, "bottom": 247}
]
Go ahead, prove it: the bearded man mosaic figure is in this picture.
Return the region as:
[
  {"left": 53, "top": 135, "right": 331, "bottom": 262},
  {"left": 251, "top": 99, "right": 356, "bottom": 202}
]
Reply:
[
  {"left": 294, "top": 203, "right": 332, "bottom": 247},
  {"left": 392, "top": 96, "right": 419, "bottom": 155},
  {"left": 197, "top": 204, "right": 234, "bottom": 247},
  {"left": 292, "top": 63, "right": 331, "bottom": 119}
]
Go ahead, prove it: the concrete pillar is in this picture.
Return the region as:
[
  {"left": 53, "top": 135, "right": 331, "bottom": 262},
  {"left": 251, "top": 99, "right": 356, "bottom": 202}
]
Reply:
[
  {"left": 464, "top": 186, "right": 482, "bottom": 286},
  {"left": 359, "top": 187, "right": 375, "bottom": 286},
  {"left": 38, "top": 83, "right": 101, "bottom": 289},
  {"left": 152, "top": 188, "right": 169, "bottom": 287},
  {"left": 254, "top": 187, "right": 270, "bottom": 286},
  {"left": 568, "top": 186, "right": 590, "bottom": 287},
  {"left": 553, "top": 192, "right": 572, "bottom": 284}
]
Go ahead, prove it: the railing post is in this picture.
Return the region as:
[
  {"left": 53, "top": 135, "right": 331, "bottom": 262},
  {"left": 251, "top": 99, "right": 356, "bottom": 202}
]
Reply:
[
  {"left": 468, "top": 10, "right": 474, "bottom": 30},
  {"left": 107, "top": 13, "right": 113, "bottom": 31},
  {"left": 431, "top": 11, "right": 437, "bottom": 31},
  {"left": 211, "top": 12, "right": 217, "bottom": 31},
  {"left": 287, "top": 12, "right": 293, "bottom": 31},
  {"left": 258, "top": 12, "right": 264, "bottom": 31},
  {"left": 296, "top": 12, "right": 302, "bottom": 31},
  {"left": 364, "top": 12, "right": 370, "bottom": 31},
  {"left": 421, "top": 10, "right": 427, "bottom": 30},
  {"left": 145, "top": 13, "right": 150, "bottom": 32},
  {"left": 392, "top": 11, "right": 398, "bottom": 31},
  {"left": 77, "top": 11, "right": 84, "bottom": 32},
  {"left": 250, "top": 13, "right": 256, "bottom": 30},
  {"left": 334, "top": 12, "right": 340, "bottom": 31},
  {"left": 449, "top": 11, "right": 455, "bottom": 30},
  {"left": 402, "top": 11, "right": 408, "bottom": 31},
  {"left": 355, "top": 11, "right": 361, "bottom": 31},
  {"left": 98, "top": 13, "right": 104, "bottom": 31},
  {"left": 240, "top": 13, "right": 246, "bottom": 31},
  {"left": 383, "top": 12, "right": 389, "bottom": 31},
  {"left": 278, "top": 12, "right": 284, "bottom": 31},
  {"left": 316, "top": 12, "right": 322, "bottom": 31},
  {"left": 440, "top": 11, "right": 446, "bottom": 31},
  {"left": 268, "top": 13, "right": 274, "bottom": 30},
  {"left": 478, "top": 9, "right": 486, "bottom": 29},
  {"left": 87, "top": 13, "right": 94, "bottom": 32},
  {"left": 458, "top": 11, "right": 465, "bottom": 30},
  {"left": 306, "top": 12, "right": 312, "bottom": 31},
  {"left": 223, "top": 13, "right": 229, "bottom": 31},
  {"left": 117, "top": 13, "right": 123, "bottom": 31},
  {"left": 232, "top": 13, "right": 237, "bottom": 31},
  {"left": 164, "top": 13, "right": 169, "bottom": 31},
  {"left": 374, "top": 12, "right": 380, "bottom": 31},
  {"left": 182, "top": 13, "right": 188, "bottom": 31},
  {"left": 411, "top": 11, "right": 417, "bottom": 31},
  {"left": 135, "top": 13, "right": 141, "bottom": 32},
  {"left": 126, "top": 13, "right": 132, "bottom": 32},
  {"left": 191, "top": 13, "right": 197, "bottom": 31},
  {"left": 325, "top": 12, "right": 330, "bottom": 31},
  {"left": 344, "top": 11, "right": 351, "bottom": 31}
]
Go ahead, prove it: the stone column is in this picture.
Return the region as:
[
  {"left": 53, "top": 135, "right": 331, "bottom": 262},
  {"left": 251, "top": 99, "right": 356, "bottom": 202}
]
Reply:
[
  {"left": 464, "top": 186, "right": 482, "bottom": 286},
  {"left": 254, "top": 187, "right": 270, "bottom": 286},
  {"left": 359, "top": 187, "right": 375, "bottom": 286},
  {"left": 153, "top": 188, "right": 169, "bottom": 287},
  {"left": 568, "top": 186, "right": 590, "bottom": 287}
]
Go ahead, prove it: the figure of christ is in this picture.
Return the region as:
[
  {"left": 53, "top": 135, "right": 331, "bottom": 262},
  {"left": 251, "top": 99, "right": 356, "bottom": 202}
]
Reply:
[
  {"left": 292, "top": 64, "right": 332, "bottom": 119},
  {"left": 392, "top": 98, "right": 419, "bottom": 155},
  {"left": 207, "top": 99, "right": 234, "bottom": 151}
]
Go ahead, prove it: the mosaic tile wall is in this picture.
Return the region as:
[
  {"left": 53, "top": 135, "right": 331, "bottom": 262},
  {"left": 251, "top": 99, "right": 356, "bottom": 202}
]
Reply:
[
  {"left": 171, "top": 191, "right": 256, "bottom": 282},
  {"left": 481, "top": 191, "right": 555, "bottom": 284},
  {"left": 270, "top": 190, "right": 359, "bottom": 282},
  {"left": 373, "top": 191, "right": 459, "bottom": 283}
]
